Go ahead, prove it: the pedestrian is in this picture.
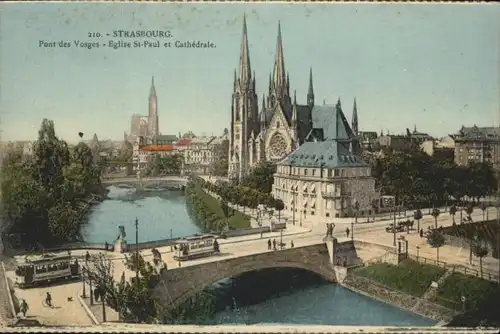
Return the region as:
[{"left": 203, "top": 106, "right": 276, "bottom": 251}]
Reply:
[
  {"left": 45, "top": 292, "right": 52, "bottom": 308},
  {"left": 20, "top": 299, "right": 28, "bottom": 318},
  {"left": 85, "top": 251, "right": 90, "bottom": 263},
  {"left": 290, "top": 240, "right": 294, "bottom": 248},
  {"left": 267, "top": 239, "right": 272, "bottom": 250},
  {"left": 94, "top": 288, "right": 100, "bottom": 302},
  {"left": 104, "top": 241, "right": 108, "bottom": 251},
  {"left": 260, "top": 231, "right": 263, "bottom": 239},
  {"left": 345, "top": 227, "right": 350, "bottom": 238},
  {"left": 272, "top": 239, "right": 277, "bottom": 250},
  {"left": 419, "top": 228, "right": 424, "bottom": 238}
]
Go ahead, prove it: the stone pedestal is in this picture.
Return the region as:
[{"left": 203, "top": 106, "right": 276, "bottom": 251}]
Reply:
[
  {"left": 323, "top": 236, "right": 338, "bottom": 266},
  {"left": 114, "top": 239, "right": 128, "bottom": 253}
]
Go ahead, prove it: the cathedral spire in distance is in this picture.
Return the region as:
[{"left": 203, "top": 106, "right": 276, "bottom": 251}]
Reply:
[
  {"left": 352, "top": 97, "right": 358, "bottom": 136},
  {"left": 150, "top": 76, "right": 156, "bottom": 98},
  {"left": 238, "top": 14, "right": 252, "bottom": 87},
  {"left": 273, "top": 21, "right": 286, "bottom": 94},
  {"left": 307, "top": 67, "right": 315, "bottom": 109}
]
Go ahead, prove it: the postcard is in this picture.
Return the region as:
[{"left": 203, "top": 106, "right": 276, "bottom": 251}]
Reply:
[{"left": 0, "top": 2, "right": 499, "bottom": 332}]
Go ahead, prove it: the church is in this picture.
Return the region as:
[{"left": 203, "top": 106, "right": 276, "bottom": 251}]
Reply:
[{"left": 228, "top": 16, "right": 361, "bottom": 182}]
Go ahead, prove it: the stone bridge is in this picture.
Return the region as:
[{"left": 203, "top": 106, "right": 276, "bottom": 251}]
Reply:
[
  {"left": 155, "top": 240, "right": 361, "bottom": 311},
  {"left": 102, "top": 176, "right": 188, "bottom": 188}
]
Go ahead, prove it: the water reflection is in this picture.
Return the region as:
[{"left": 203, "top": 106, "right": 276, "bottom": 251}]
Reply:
[{"left": 81, "top": 186, "right": 201, "bottom": 244}]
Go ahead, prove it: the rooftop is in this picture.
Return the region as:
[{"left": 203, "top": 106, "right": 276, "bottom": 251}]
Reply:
[
  {"left": 140, "top": 144, "right": 174, "bottom": 152},
  {"left": 280, "top": 141, "right": 368, "bottom": 169}
]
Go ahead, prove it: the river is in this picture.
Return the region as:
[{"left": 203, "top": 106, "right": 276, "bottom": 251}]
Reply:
[{"left": 81, "top": 186, "right": 436, "bottom": 326}]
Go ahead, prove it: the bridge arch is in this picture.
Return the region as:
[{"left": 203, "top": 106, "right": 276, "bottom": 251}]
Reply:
[{"left": 155, "top": 244, "right": 335, "bottom": 310}]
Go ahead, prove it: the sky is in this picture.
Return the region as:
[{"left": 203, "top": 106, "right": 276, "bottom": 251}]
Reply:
[{"left": 0, "top": 2, "right": 499, "bottom": 143}]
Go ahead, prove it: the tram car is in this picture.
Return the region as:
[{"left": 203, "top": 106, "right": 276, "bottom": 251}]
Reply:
[
  {"left": 14, "top": 254, "right": 80, "bottom": 288},
  {"left": 173, "top": 234, "right": 220, "bottom": 261}
]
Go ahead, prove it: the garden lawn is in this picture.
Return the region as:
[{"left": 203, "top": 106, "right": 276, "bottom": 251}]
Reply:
[
  {"left": 355, "top": 259, "right": 446, "bottom": 297},
  {"left": 433, "top": 272, "right": 500, "bottom": 311},
  {"left": 195, "top": 186, "right": 251, "bottom": 229}
]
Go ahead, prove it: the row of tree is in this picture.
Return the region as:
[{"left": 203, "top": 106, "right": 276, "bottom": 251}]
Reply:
[
  {"left": 196, "top": 177, "right": 285, "bottom": 220},
  {"left": 185, "top": 181, "right": 230, "bottom": 233},
  {"left": 371, "top": 149, "right": 498, "bottom": 207},
  {"left": 1, "top": 119, "right": 104, "bottom": 248}
]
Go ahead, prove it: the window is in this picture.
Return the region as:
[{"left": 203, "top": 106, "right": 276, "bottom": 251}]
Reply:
[
  {"left": 276, "top": 121, "right": 280, "bottom": 128},
  {"left": 334, "top": 169, "right": 340, "bottom": 177},
  {"left": 311, "top": 211, "right": 315, "bottom": 216},
  {"left": 312, "top": 169, "right": 316, "bottom": 176},
  {"left": 327, "top": 169, "right": 332, "bottom": 177},
  {"left": 326, "top": 213, "right": 330, "bottom": 217},
  {"left": 304, "top": 169, "right": 308, "bottom": 176}
]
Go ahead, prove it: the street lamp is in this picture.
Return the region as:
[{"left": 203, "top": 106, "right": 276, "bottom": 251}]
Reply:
[
  {"left": 352, "top": 200, "right": 359, "bottom": 241},
  {"left": 81, "top": 265, "right": 87, "bottom": 298},
  {"left": 393, "top": 204, "right": 397, "bottom": 246},
  {"left": 280, "top": 228, "right": 283, "bottom": 250},
  {"left": 416, "top": 246, "right": 420, "bottom": 261},
  {"left": 134, "top": 217, "right": 139, "bottom": 289},
  {"left": 292, "top": 187, "right": 296, "bottom": 226}
]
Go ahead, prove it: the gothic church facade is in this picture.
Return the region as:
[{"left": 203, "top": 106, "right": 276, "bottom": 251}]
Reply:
[{"left": 228, "top": 16, "right": 360, "bottom": 181}]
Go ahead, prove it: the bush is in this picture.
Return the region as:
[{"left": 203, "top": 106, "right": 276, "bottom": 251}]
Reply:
[
  {"left": 355, "top": 260, "right": 446, "bottom": 297},
  {"left": 434, "top": 272, "right": 500, "bottom": 311}
]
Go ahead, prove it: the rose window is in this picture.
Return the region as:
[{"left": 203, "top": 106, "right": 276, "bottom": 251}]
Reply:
[{"left": 269, "top": 133, "right": 288, "bottom": 160}]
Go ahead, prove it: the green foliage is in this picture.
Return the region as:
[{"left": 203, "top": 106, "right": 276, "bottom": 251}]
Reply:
[
  {"left": 371, "top": 150, "right": 498, "bottom": 206},
  {"left": 163, "top": 291, "right": 216, "bottom": 324},
  {"left": 143, "top": 154, "right": 183, "bottom": 176},
  {"left": 240, "top": 161, "right": 276, "bottom": 194},
  {"left": 413, "top": 209, "right": 423, "bottom": 221},
  {"left": 0, "top": 119, "right": 103, "bottom": 247},
  {"left": 434, "top": 272, "right": 500, "bottom": 311},
  {"left": 355, "top": 260, "right": 446, "bottom": 297},
  {"left": 426, "top": 229, "right": 446, "bottom": 248},
  {"left": 185, "top": 180, "right": 251, "bottom": 231}
]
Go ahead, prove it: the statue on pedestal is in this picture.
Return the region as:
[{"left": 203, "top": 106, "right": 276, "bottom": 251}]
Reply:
[{"left": 117, "top": 225, "right": 127, "bottom": 241}]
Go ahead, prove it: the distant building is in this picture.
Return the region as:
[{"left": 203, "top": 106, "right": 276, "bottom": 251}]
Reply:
[
  {"left": 420, "top": 136, "right": 455, "bottom": 160},
  {"left": 183, "top": 136, "right": 228, "bottom": 175},
  {"left": 128, "top": 77, "right": 160, "bottom": 144},
  {"left": 451, "top": 125, "right": 500, "bottom": 171},
  {"left": 358, "top": 131, "right": 378, "bottom": 151},
  {"left": 272, "top": 104, "right": 378, "bottom": 220},
  {"left": 377, "top": 134, "right": 409, "bottom": 151}
]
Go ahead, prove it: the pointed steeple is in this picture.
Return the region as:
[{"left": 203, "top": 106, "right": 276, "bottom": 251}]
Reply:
[
  {"left": 414, "top": 124, "right": 417, "bottom": 133},
  {"left": 286, "top": 72, "right": 290, "bottom": 95},
  {"left": 337, "top": 97, "right": 341, "bottom": 108},
  {"left": 262, "top": 93, "right": 266, "bottom": 110},
  {"left": 252, "top": 70, "right": 256, "bottom": 90},
  {"left": 293, "top": 90, "right": 297, "bottom": 106},
  {"left": 352, "top": 98, "right": 358, "bottom": 136},
  {"left": 291, "top": 90, "right": 298, "bottom": 124},
  {"left": 238, "top": 14, "right": 252, "bottom": 86},
  {"left": 150, "top": 76, "right": 156, "bottom": 98},
  {"left": 233, "top": 69, "right": 237, "bottom": 91},
  {"left": 272, "top": 21, "right": 286, "bottom": 93},
  {"left": 307, "top": 67, "right": 315, "bottom": 109}
]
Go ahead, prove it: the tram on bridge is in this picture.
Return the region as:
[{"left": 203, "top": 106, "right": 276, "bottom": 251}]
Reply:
[
  {"left": 173, "top": 234, "right": 220, "bottom": 261},
  {"left": 14, "top": 254, "right": 80, "bottom": 288}
]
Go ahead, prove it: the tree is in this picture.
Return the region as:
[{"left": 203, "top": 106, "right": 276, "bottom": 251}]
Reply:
[
  {"left": 0, "top": 119, "right": 103, "bottom": 248},
  {"left": 241, "top": 161, "right": 276, "bottom": 194},
  {"left": 465, "top": 203, "right": 474, "bottom": 222},
  {"left": 449, "top": 205, "right": 457, "bottom": 225},
  {"left": 431, "top": 208, "right": 440, "bottom": 229},
  {"left": 480, "top": 202, "right": 488, "bottom": 222},
  {"left": 426, "top": 228, "right": 445, "bottom": 263},
  {"left": 471, "top": 239, "right": 489, "bottom": 278},
  {"left": 274, "top": 199, "right": 284, "bottom": 222},
  {"left": 414, "top": 209, "right": 423, "bottom": 233}
]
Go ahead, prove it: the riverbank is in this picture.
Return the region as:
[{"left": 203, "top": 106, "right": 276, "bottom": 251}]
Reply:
[
  {"left": 341, "top": 259, "right": 500, "bottom": 325},
  {"left": 185, "top": 181, "right": 251, "bottom": 231}
]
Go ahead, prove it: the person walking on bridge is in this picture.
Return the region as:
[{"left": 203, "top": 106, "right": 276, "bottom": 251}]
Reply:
[
  {"left": 345, "top": 227, "right": 350, "bottom": 239},
  {"left": 20, "top": 299, "right": 29, "bottom": 318},
  {"left": 272, "top": 239, "right": 277, "bottom": 251},
  {"left": 267, "top": 239, "right": 272, "bottom": 250}
]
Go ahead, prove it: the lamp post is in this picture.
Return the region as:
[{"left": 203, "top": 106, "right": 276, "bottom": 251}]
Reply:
[
  {"left": 292, "top": 189, "right": 296, "bottom": 226},
  {"left": 170, "top": 228, "right": 173, "bottom": 252},
  {"left": 280, "top": 228, "right": 283, "bottom": 250},
  {"left": 393, "top": 204, "right": 397, "bottom": 246},
  {"left": 81, "top": 265, "right": 87, "bottom": 298},
  {"left": 134, "top": 217, "right": 139, "bottom": 289},
  {"left": 416, "top": 246, "right": 420, "bottom": 261},
  {"left": 352, "top": 201, "right": 359, "bottom": 241},
  {"left": 89, "top": 275, "right": 94, "bottom": 305}
]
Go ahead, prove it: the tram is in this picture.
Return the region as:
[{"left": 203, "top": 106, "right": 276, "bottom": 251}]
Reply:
[
  {"left": 173, "top": 234, "right": 220, "bottom": 261},
  {"left": 14, "top": 254, "right": 80, "bottom": 288}
]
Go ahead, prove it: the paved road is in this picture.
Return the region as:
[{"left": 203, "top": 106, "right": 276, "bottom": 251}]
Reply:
[{"left": 6, "top": 205, "right": 500, "bottom": 326}]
